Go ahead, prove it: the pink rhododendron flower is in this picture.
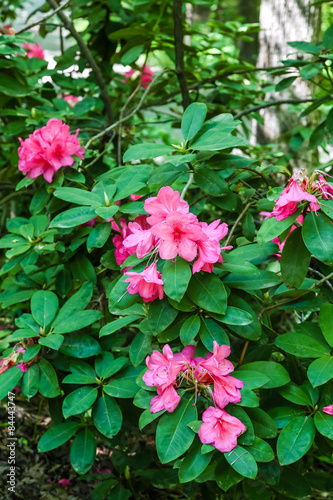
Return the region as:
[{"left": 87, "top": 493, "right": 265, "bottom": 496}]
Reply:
[
  {"left": 63, "top": 95, "right": 79, "bottom": 107},
  {"left": 143, "top": 344, "right": 184, "bottom": 391},
  {"left": 23, "top": 42, "right": 45, "bottom": 60},
  {"left": 199, "top": 406, "right": 246, "bottom": 453},
  {"left": 18, "top": 118, "right": 85, "bottom": 183},
  {"left": 124, "top": 262, "right": 164, "bottom": 302},
  {"left": 192, "top": 220, "right": 231, "bottom": 273},
  {"left": 58, "top": 479, "right": 72, "bottom": 488},
  {"left": 144, "top": 186, "right": 189, "bottom": 226},
  {"left": 150, "top": 385, "right": 181, "bottom": 413},
  {"left": 323, "top": 405, "right": 333, "bottom": 415},
  {"left": 130, "top": 194, "right": 143, "bottom": 201},
  {"left": 0, "top": 25, "right": 15, "bottom": 35},
  {"left": 124, "top": 65, "right": 155, "bottom": 88},
  {"left": 272, "top": 214, "right": 304, "bottom": 259},
  {"left": 17, "top": 362, "right": 29, "bottom": 373},
  {"left": 151, "top": 211, "right": 206, "bottom": 261},
  {"left": 16, "top": 346, "right": 26, "bottom": 354},
  {"left": 123, "top": 215, "right": 155, "bottom": 259}
]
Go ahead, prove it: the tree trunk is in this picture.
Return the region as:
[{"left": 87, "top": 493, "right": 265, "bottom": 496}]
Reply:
[{"left": 238, "top": 0, "right": 260, "bottom": 63}]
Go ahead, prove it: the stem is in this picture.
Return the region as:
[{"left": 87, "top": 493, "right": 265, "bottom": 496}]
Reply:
[
  {"left": 234, "top": 98, "right": 318, "bottom": 120},
  {"left": 46, "top": 0, "right": 114, "bottom": 125},
  {"left": 225, "top": 202, "right": 252, "bottom": 246},
  {"left": 238, "top": 341, "right": 249, "bottom": 367},
  {"left": 173, "top": 0, "right": 190, "bottom": 110},
  {"left": 16, "top": 0, "right": 71, "bottom": 34},
  {"left": 238, "top": 167, "right": 270, "bottom": 187},
  {"left": 309, "top": 267, "right": 333, "bottom": 292},
  {"left": 308, "top": 271, "right": 333, "bottom": 290},
  {"left": 0, "top": 189, "right": 33, "bottom": 206},
  {"left": 181, "top": 172, "right": 193, "bottom": 199}
]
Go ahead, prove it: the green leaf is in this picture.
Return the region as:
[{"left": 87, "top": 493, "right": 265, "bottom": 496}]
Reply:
[
  {"left": 63, "top": 386, "right": 98, "bottom": 418},
  {"left": 93, "top": 394, "right": 122, "bottom": 438},
  {"left": 123, "top": 143, "right": 174, "bottom": 162},
  {"left": 223, "top": 270, "right": 282, "bottom": 290},
  {"left": 22, "top": 364, "right": 40, "bottom": 400},
  {"left": 243, "top": 437, "right": 274, "bottom": 464},
  {"left": 52, "top": 282, "right": 93, "bottom": 325},
  {"left": 121, "top": 44, "right": 144, "bottom": 65},
  {"left": 180, "top": 315, "right": 201, "bottom": 346},
  {"left": 280, "top": 227, "right": 311, "bottom": 288},
  {"left": 227, "top": 295, "right": 262, "bottom": 341},
  {"left": 274, "top": 469, "right": 312, "bottom": 498},
  {"left": 31, "top": 290, "right": 59, "bottom": 328},
  {"left": 53, "top": 310, "right": 102, "bottom": 334},
  {"left": 224, "top": 446, "right": 257, "bottom": 479},
  {"left": 218, "top": 306, "right": 253, "bottom": 326},
  {"left": 100, "top": 315, "right": 141, "bottom": 337},
  {"left": 302, "top": 212, "right": 333, "bottom": 265},
  {"left": 38, "top": 421, "right": 79, "bottom": 452},
  {"left": 103, "top": 366, "right": 140, "bottom": 398},
  {"left": 0, "top": 73, "right": 31, "bottom": 96},
  {"left": 59, "top": 334, "right": 101, "bottom": 358},
  {"left": 275, "top": 76, "right": 297, "bottom": 91},
  {"left": 300, "top": 62, "right": 323, "bottom": 79},
  {"left": 94, "top": 205, "right": 119, "bottom": 220},
  {"left": 129, "top": 332, "right": 151, "bottom": 367},
  {"left": 190, "top": 114, "right": 243, "bottom": 151},
  {"left": 53, "top": 187, "right": 101, "bottom": 206},
  {"left": 279, "top": 383, "right": 312, "bottom": 406},
  {"left": 238, "top": 361, "right": 290, "bottom": 388},
  {"left": 87, "top": 223, "right": 111, "bottom": 251},
  {"left": 0, "top": 367, "right": 23, "bottom": 400},
  {"left": 162, "top": 258, "right": 192, "bottom": 302},
  {"left": 194, "top": 168, "right": 228, "bottom": 196},
  {"left": 319, "top": 303, "right": 333, "bottom": 347},
  {"left": 148, "top": 299, "right": 178, "bottom": 334},
  {"left": 233, "top": 371, "right": 270, "bottom": 390},
  {"left": 38, "top": 334, "right": 64, "bottom": 350},
  {"left": 23, "top": 344, "right": 41, "bottom": 362},
  {"left": 181, "top": 102, "right": 207, "bottom": 141},
  {"left": 178, "top": 441, "right": 213, "bottom": 483},
  {"left": 187, "top": 273, "right": 227, "bottom": 315},
  {"left": 275, "top": 332, "right": 330, "bottom": 358},
  {"left": 246, "top": 408, "right": 278, "bottom": 439},
  {"left": 314, "top": 411, "right": 333, "bottom": 439},
  {"left": 308, "top": 356, "right": 333, "bottom": 387},
  {"left": 71, "top": 254, "right": 97, "bottom": 284},
  {"left": 139, "top": 408, "right": 165, "bottom": 430},
  {"left": 277, "top": 416, "right": 316, "bottom": 465},
  {"left": 215, "top": 459, "right": 243, "bottom": 492},
  {"left": 220, "top": 255, "right": 260, "bottom": 275},
  {"left": 199, "top": 317, "right": 229, "bottom": 351},
  {"left": 63, "top": 373, "right": 96, "bottom": 384},
  {"left": 269, "top": 406, "right": 307, "bottom": 429},
  {"left": 323, "top": 25, "right": 333, "bottom": 49},
  {"left": 38, "top": 358, "right": 60, "bottom": 398},
  {"left": 257, "top": 211, "right": 301, "bottom": 245},
  {"left": 70, "top": 428, "right": 96, "bottom": 474},
  {"left": 50, "top": 206, "right": 97, "bottom": 228},
  {"left": 287, "top": 41, "right": 320, "bottom": 55},
  {"left": 156, "top": 397, "right": 197, "bottom": 463}
]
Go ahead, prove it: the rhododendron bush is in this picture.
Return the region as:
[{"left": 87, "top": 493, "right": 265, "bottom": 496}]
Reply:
[{"left": 1, "top": 1, "right": 333, "bottom": 499}]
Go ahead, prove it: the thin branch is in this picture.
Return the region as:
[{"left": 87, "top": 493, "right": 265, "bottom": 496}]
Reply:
[
  {"left": 189, "top": 194, "right": 208, "bottom": 208},
  {"left": 46, "top": 0, "right": 114, "bottom": 125},
  {"left": 309, "top": 267, "right": 333, "bottom": 292},
  {"left": 16, "top": 0, "right": 71, "bottom": 34},
  {"left": 181, "top": 173, "right": 193, "bottom": 199},
  {"left": 84, "top": 131, "right": 115, "bottom": 169},
  {"left": 238, "top": 341, "right": 249, "bottom": 367},
  {"left": 173, "top": 0, "right": 190, "bottom": 110},
  {"left": 234, "top": 98, "right": 318, "bottom": 120},
  {"left": 84, "top": 69, "right": 176, "bottom": 151},
  {"left": 0, "top": 190, "right": 33, "bottom": 206},
  {"left": 238, "top": 167, "right": 270, "bottom": 187},
  {"left": 225, "top": 202, "right": 252, "bottom": 246},
  {"left": 308, "top": 271, "right": 333, "bottom": 291}
]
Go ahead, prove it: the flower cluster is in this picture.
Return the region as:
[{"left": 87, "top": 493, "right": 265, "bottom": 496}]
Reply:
[
  {"left": 0, "top": 344, "right": 32, "bottom": 375},
  {"left": 270, "top": 170, "right": 333, "bottom": 221},
  {"left": 143, "top": 341, "right": 246, "bottom": 453},
  {"left": 23, "top": 42, "right": 45, "bottom": 60},
  {"left": 124, "top": 65, "right": 155, "bottom": 89},
  {"left": 18, "top": 118, "right": 85, "bottom": 183},
  {"left": 114, "top": 187, "right": 230, "bottom": 302},
  {"left": 63, "top": 95, "right": 79, "bottom": 107}
]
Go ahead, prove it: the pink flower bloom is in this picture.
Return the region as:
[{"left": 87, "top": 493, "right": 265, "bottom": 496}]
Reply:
[
  {"left": 124, "top": 65, "right": 155, "bottom": 88},
  {"left": 16, "top": 346, "right": 26, "bottom": 354},
  {"left": 81, "top": 217, "right": 97, "bottom": 228},
  {"left": 123, "top": 216, "right": 155, "bottom": 259},
  {"left": 144, "top": 186, "right": 189, "bottom": 226},
  {"left": 212, "top": 374, "right": 244, "bottom": 408},
  {"left": 192, "top": 220, "right": 230, "bottom": 274},
  {"left": 150, "top": 385, "right": 181, "bottom": 413},
  {"left": 199, "top": 342, "right": 234, "bottom": 377},
  {"left": 18, "top": 118, "right": 85, "bottom": 183},
  {"left": 0, "top": 25, "right": 15, "bottom": 35},
  {"left": 314, "top": 175, "right": 333, "bottom": 200},
  {"left": 124, "top": 262, "right": 164, "bottom": 302},
  {"left": 23, "top": 42, "right": 45, "bottom": 60},
  {"left": 63, "top": 95, "right": 79, "bottom": 107},
  {"left": 271, "top": 176, "right": 319, "bottom": 221},
  {"left": 58, "top": 479, "right": 72, "bottom": 488},
  {"left": 151, "top": 212, "right": 207, "bottom": 261},
  {"left": 130, "top": 194, "right": 143, "bottom": 201},
  {"left": 272, "top": 214, "right": 304, "bottom": 258},
  {"left": 113, "top": 219, "right": 136, "bottom": 265},
  {"left": 199, "top": 406, "right": 246, "bottom": 453},
  {"left": 143, "top": 344, "right": 184, "bottom": 391},
  {"left": 17, "top": 362, "right": 29, "bottom": 373},
  {"left": 323, "top": 405, "right": 333, "bottom": 416}
]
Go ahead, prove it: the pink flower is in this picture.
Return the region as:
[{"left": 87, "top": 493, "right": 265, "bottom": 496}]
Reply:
[
  {"left": 199, "top": 406, "right": 246, "bottom": 453},
  {"left": 272, "top": 214, "right": 304, "bottom": 258},
  {"left": 123, "top": 215, "right": 155, "bottom": 259},
  {"left": 113, "top": 219, "right": 136, "bottom": 265},
  {"left": 143, "top": 344, "right": 184, "bottom": 391},
  {"left": 17, "top": 362, "right": 29, "bottom": 373},
  {"left": 144, "top": 186, "right": 189, "bottom": 226},
  {"left": 58, "top": 479, "right": 72, "bottom": 488},
  {"left": 192, "top": 220, "right": 231, "bottom": 274},
  {"left": 124, "top": 65, "right": 155, "bottom": 88},
  {"left": 18, "top": 118, "right": 85, "bottom": 183},
  {"left": 16, "top": 346, "right": 26, "bottom": 354},
  {"left": 130, "top": 194, "right": 143, "bottom": 201},
  {"left": 23, "top": 43, "right": 45, "bottom": 60},
  {"left": 0, "top": 25, "right": 15, "bottom": 35},
  {"left": 323, "top": 405, "right": 333, "bottom": 416},
  {"left": 212, "top": 374, "right": 244, "bottom": 408},
  {"left": 151, "top": 212, "right": 206, "bottom": 261},
  {"left": 124, "top": 262, "right": 164, "bottom": 302},
  {"left": 150, "top": 385, "right": 181, "bottom": 413},
  {"left": 95, "top": 467, "right": 112, "bottom": 474},
  {"left": 271, "top": 175, "right": 319, "bottom": 221},
  {"left": 63, "top": 95, "right": 79, "bottom": 107}
]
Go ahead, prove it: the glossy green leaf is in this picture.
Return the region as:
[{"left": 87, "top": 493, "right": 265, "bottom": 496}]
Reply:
[
  {"left": 314, "top": 411, "right": 333, "bottom": 439},
  {"left": 31, "top": 290, "right": 59, "bottom": 328},
  {"left": 277, "top": 416, "right": 316, "bottom": 465},
  {"left": 50, "top": 206, "right": 97, "bottom": 228},
  {"left": 38, "top": 358, "right": 60, "bottom": 398},
  {"left": 63, "top": 386, "right": 98, "bottom": 418},
  {"left": 302, "top": 212, "right": 333, "bottom": 265},
  {"left": 187, "top": 273, "right": 227, "bottom": 315},
  {"left": 238, "top": 361, "right": 290, "bottom": 388},
  {"left": 123, "top": 143, "right": 174, "bottom": 162},
  {"left": 53, "top": 310, "right": 102, "bottom": 334},
  {"left": 103, "top": 366, "right": 140, "bottom": 398},
  {"left": 87, "top": 223, "right": 111, "bottom": 251},
  {"left": 22, "top": 364, "right": 40, "bottom": 400},
  {"left": 224, "top": 446, "right": 257, "bottom": 479},
  {"left": 257, "top": 211, "right": 301, "bottom": 245},
  {"left": 148, "top": 298, "right": 178, "bottom": 334},
  {"left": 319, "top": 303, "right": 333, "bottom": 347},
  {"left": 275, "top": 332, "right": 330, "bottom": 358},
  {"left": 129, "top": 331, "right": 151, "bottom": 367},
  {"left": 93, "top": 394, "right": 122, "bottom": 438},
  {"left": 199, "top": 317, "right": 229, "bottom": 351},
  {"left": 308, "top": 356, "right": 333, "bottom": 387},
  {"left": 280, "top": 227, "right": 311, "bottom": 288},
  {"left": 0, "top": 367, "right": 23, "bottom": 400},
  {"left": 178, "top": 441, "right": 213, "bottom": 483},
  {"left": 59, "top": 334, "right": 101, "bottom": 358},
  {"left": 70, "top": 428, "right": 96, "bottom": 474},
  {"left": 181, "top": 102, "right": 207, "bottom": 141},
  {"left": 180, "top": 314, "right": 201, "bottom": 346},
  {"left": 38, "top": 421, "right": 79, "bottom": 452},
  {"left": 162, "top": 258, "right": 192, "bottom": 302}
]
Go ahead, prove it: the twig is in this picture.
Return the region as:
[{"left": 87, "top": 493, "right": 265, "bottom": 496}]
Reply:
[
  {"left": 308, "top": 271, "right": 333, "bottom": 290},
  {"left": 234, "top": 98, "right": 318, "bottom": 120},
  {"left": 46, "top": 0, "right": 114, "bottom": 125},
  {"left": 181, "top": 172, "right": 193, "bottom": 199},
  {"left": 15, "top": 0, "right": 71, "bottom": 34},
  {"left": 238, "top": 167, "right": 270, "bottom": 187},
  {"left": 189, "top": 194, "right": 208, "bottom": 207},
  {"left": 0, "top": 189, "right": 33, "bottom": 206},
  {"left": 309, "top": 267, "right": 333, "bottom": 292},
  {"left": 225, "top": 202, "right": 252, "bottom": 246},
  {"left": 238, "top": 340, "right": 249, "bottom": 366},
  {"left": 84, "top": 131, "right": 115, "bottom": 169},
  {"left": 173, "top": 0, "right": 191, "bottom": 110},
  {"left": 84, "top": 69, "right": 175, "bottom": 151}
]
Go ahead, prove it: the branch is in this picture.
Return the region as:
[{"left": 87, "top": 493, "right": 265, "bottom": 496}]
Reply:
[
  {"left": 308, "top": 271, "right": 333, "bottom": 291},
  {"left": 234, "top": 98, "right": 318, "bottom": 120},
  {"left": 173, "top": 0, "right": 190, "bottom": 110},
  {"left": 16, "top": 0, "right": 71, "bottom": 34},
  {"left": 225, "top": 202, "right": 253, "bottom": 246},
  {"left": 309, "top": 267, "right": 333, "bottom": 292},
  {"left": 46, "top": 0, "right": 114, "bottom": 125},
  {"left": 181, "top": 172, "right": 193, "bottom": 199}
]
